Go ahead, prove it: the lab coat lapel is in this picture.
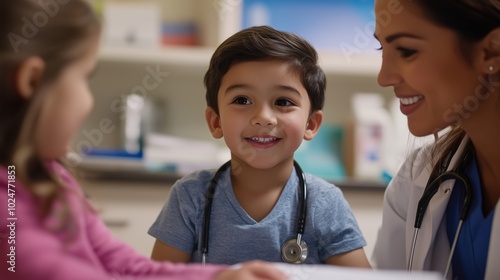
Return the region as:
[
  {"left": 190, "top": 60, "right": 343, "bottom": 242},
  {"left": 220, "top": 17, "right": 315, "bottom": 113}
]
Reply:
[
  {"left": 485, "top": 199, "right": 500, "bottom": 280},
  {"left": 411, "top": 179, "right": 453, "bottom": 271},
  {"left": 409, "top": 137, "right": 470, "bottom": 271},
  {"left": 408, "top": 159, "right": 438, "bottom": 271}
]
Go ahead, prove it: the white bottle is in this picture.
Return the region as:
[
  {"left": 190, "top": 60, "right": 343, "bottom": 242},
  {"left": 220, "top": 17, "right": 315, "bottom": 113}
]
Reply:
[
  {"left": 351, "top": 93, "right": 393, "bottom": 181},
  {"left": 384, "top": 97, "right": 410, "bottom": 179}
]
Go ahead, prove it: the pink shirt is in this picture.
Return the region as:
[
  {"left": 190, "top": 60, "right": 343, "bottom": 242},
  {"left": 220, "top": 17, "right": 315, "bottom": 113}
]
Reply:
[{"left": 0, "top": 162, "right": 225, "bottom": 280}]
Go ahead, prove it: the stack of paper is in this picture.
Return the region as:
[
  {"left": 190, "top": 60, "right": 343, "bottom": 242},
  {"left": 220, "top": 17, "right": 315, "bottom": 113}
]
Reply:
[
  {"left": 275, "top": 263, "right": 441, "bottom": 280},
  {"left": 143, "top": 133, "right": 230, "bottom": 174}
]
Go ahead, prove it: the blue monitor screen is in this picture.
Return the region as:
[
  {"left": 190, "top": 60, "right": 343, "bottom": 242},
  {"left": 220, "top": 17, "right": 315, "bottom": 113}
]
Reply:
[{"left": 242, "top": 0, "right": 378, "bottom": 54}]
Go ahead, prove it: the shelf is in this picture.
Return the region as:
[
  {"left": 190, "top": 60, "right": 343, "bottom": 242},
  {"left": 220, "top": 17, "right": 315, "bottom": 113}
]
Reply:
[
  {"left": 77, "top": 157, "right": 386, "bottom": 189},
  {"left": 98, "top": 46, "right": 382, "bottom": 76},
  {"left": 318, "top": 51, "right": 382, "bottom": 76},
  {"left": 97, "top": 46, "right": 214, "bottom": 70}
]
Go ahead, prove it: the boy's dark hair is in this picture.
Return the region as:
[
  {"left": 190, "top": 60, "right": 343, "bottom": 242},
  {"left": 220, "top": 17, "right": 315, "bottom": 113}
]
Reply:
[{"left": 204, "top": 25, "right": 325, "bottom": 116}]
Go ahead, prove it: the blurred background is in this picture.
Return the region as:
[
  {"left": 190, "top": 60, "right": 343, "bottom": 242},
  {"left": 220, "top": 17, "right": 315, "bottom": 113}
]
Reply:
[{"left": 75, "top": 0, "right": 425, "bottom": 262}]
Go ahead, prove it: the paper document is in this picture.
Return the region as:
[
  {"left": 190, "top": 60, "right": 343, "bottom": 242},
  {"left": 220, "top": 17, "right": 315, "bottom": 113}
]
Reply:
[{"left": 275, "top": 263, "right": 442, "bottom": 280}]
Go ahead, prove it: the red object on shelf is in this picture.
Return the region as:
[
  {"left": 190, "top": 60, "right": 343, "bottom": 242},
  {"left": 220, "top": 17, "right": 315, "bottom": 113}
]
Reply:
[{"left": 161, "top": 35, "right": 198, "bottom": 46}]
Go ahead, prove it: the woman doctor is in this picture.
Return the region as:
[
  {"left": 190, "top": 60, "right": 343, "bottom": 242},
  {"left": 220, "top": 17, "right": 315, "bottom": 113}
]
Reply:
[{"left": 372, "top": 0, "right": 500, "bottom": 279}]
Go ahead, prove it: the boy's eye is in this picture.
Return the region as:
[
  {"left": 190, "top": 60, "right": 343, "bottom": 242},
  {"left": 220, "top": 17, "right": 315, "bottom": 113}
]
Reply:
[
  {"left": 397, "top": 47, "right": 416, "bottom": 58},
  {"left": 232, "top": 96, "right": 251, "bottom": 105},
  {"left": 276, "top": 98, "right": 293, "bottom": 106}
]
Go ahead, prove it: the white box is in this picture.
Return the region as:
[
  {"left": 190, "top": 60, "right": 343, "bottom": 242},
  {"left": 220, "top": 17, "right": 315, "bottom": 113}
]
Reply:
[{"left": 103, "top": 2, "right": 161, "bottom": 49}]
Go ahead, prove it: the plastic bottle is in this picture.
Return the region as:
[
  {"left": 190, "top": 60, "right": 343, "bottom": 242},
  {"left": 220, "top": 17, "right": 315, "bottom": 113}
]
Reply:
[
  {"left": 351, "top": 93, "right": 393, "bottom": 181},
  {"left": 383, "top": 97, "right": 410, "bottom": 180}
]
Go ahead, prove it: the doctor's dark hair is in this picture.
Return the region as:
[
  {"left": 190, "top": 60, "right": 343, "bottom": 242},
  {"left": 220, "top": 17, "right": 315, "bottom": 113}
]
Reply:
[
  {"left": 411, "top": 0, "right": 500, "bottom": 162},
  {"left": 204, "top": 25, "right": 326, "bottom": 116},
  {"left": 0, "top": 0, "right": 100, "bottom": 229},
  {"left": 413, "top": 0, "right": 500, "bottom": 61}
]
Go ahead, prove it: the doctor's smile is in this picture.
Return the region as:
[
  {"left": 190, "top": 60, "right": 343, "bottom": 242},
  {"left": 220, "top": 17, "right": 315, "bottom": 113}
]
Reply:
[{"left": 398, "top": 95, "right": 424, "bottom": 116}]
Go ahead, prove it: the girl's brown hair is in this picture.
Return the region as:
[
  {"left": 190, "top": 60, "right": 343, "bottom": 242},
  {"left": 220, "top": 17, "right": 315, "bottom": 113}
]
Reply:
[{"left": 0, "top": 0, "right": 101, "bottom": 230}]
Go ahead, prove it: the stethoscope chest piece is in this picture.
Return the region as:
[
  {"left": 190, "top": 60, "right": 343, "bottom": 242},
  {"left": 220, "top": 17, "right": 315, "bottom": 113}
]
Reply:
[{"left": 281, "top": 238, "right": 308, "bottom": 264}]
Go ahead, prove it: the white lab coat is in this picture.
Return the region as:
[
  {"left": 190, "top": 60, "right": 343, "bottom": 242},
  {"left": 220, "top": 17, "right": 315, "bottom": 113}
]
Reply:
[{"left": 372, "top": 136, "right": 500, "bottom": 279}]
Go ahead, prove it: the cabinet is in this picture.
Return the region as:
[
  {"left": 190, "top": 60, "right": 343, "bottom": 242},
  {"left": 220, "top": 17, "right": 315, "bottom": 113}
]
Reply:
[{"left": 81, "top": 179, "right": 172, "bottom": 256}]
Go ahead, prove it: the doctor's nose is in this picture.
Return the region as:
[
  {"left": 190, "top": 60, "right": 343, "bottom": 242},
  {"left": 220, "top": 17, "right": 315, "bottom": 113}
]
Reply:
[
  {"left": 377, "top": 57, "right": 403, "bottom": 88},
  {"left": 251, "top": 106, "right": 277, "bottom": 126}
]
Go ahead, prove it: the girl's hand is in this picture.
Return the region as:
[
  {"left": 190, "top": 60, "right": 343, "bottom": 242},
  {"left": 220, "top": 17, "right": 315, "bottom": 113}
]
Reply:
[{"left": 215, "top": 261, "right": 287, "bottom": 280}]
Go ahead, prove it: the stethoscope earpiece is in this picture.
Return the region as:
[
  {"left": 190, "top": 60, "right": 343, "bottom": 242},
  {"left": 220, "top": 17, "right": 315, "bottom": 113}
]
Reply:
[{"left": 281, "top": 237, "right": 308, "bottom": 264}]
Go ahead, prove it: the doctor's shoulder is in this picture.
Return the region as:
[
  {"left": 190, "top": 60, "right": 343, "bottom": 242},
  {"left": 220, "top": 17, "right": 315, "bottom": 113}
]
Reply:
[
  {"left": 382, "top": 143, "right": 437, "bottom": 216},
  {"left": 390, "top": 143, "right": 437, "bottom": 188}
]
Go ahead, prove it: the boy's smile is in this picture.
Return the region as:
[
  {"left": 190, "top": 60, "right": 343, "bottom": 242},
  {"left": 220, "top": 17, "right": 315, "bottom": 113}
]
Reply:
[{"left": 246, "top": 136, "right": 280, "bottom": 147}]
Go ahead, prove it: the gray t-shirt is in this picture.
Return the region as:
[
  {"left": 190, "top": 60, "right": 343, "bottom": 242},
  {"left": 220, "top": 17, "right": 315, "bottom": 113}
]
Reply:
[{"left": 148, "top": 166, "right": 366, "bottom": 265}]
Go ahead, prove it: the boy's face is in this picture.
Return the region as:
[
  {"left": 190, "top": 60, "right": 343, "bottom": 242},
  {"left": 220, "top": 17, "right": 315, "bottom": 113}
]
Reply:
[{"left": 206, "top": 60, "right": 322, "bottom": 169}]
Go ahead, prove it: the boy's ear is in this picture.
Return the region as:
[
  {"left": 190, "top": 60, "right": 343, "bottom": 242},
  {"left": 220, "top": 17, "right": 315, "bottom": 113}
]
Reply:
[
  {"left": 304, "top": 110, "right": 323, "bottom": 141},
  {"left": 16, "top": 56, "right": 45, "bottom": 99},
  {"left": 477, "top": 27, "right": 500, "bottom": 74},
  {"left": 205, "top": 107, "right": 223, "bottom": 139}
]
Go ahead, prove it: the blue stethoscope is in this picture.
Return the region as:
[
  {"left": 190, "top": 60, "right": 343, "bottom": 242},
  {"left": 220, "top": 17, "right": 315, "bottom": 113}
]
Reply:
[
  {"left": 201, "top": 160, "right": 308, "bottom": 265},
  {"left": 409, "top": 141, "right": 474, "bottom": 278}
]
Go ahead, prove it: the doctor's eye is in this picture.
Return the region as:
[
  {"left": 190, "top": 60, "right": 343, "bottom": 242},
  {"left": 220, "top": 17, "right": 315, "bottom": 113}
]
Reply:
[
  {"left": 232, "top": 96, "right": 252, "bottom": 105},
  {"left": 397, "top": 47, "right": 417, "bottom": 58},
  {"left": 275, "top": 98, "right": 294, "bottom": 107}
]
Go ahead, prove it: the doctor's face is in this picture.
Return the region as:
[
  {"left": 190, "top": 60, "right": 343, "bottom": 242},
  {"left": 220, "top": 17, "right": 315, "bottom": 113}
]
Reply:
[{"left": 374, "top": 0, "right": 485, "bottom": 137}]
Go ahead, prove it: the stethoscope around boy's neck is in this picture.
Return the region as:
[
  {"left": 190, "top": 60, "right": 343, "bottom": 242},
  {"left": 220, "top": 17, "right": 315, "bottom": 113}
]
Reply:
[
  {"left": 201, "top": 160, "right": 308, "bottom": 265},
  {"left": 408, "top": 140, "right": 474, "bottom": 278}
]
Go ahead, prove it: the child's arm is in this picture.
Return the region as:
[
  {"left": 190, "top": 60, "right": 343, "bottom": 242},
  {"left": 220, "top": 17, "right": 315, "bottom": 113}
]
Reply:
[
  {"left": 84, "top": 201, "right": 217, "bottom": 278},
  {"left": 151, "top": 239, "right": 191, "bottom": 262},
  {"left": 148, "top": 177, "right": 201, "bottom": 262},
  {"left": 0, "top": 184, "right": 224, "bottom": 280},
  {"left": 307, "top": 176, "right": 370, "bottom": 267},
  {"left": 85, "top": 208, "right": 287, "bottom": 280},
  {"left": 325, "top": 248, "right": 371, "bottom": 268}
]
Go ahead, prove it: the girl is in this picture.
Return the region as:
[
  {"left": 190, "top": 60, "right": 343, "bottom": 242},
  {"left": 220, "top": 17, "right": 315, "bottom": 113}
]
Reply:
[{"left": 0, "top": 1, "right": 285, "bottom": 280}]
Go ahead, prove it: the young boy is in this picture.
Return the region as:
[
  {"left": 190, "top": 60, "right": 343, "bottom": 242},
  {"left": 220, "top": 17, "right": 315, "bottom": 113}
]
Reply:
[{"left": 148, "top": 26, "right": 370, "bottom": 267}]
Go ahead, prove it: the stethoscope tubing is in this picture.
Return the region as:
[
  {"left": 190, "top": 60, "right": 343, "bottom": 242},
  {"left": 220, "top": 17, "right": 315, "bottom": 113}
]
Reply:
[
  {"left": 201, "top": 160, "right": 307, "bottom": 265},
  {"left": 408, "top": 143, "right": 474, "bottom": 278}
]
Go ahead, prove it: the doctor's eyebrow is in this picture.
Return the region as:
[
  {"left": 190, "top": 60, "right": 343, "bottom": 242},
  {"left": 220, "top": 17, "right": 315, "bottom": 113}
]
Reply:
[{"left": 373, "top": 32, "right": 424, "bottom": 43}]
